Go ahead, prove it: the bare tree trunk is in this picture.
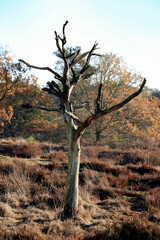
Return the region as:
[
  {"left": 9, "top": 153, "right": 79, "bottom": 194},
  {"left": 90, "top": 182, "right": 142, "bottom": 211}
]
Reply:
[
  {"left": 63, "top": 121, "right": 81, "bottom": 218},
  {"left": 19, "top": 22, "right": 146, "bottom": 219}
]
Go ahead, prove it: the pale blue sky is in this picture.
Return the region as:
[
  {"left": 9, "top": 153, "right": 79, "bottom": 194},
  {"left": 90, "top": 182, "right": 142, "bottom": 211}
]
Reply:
[{"left": 0, "top": 0, "right": 160, "bottom": 89}]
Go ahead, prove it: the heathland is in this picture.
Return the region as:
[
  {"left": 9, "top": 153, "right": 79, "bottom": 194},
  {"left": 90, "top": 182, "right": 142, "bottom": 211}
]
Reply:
[{"left": 0, "top": 138, "right": 159, "bottom": 239}]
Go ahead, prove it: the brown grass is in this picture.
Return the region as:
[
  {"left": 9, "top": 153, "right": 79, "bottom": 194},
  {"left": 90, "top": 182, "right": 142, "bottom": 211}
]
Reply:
[
  {"left": 0, "top": 141, "right": 42, "bottom": 158},
  {"left": 0, "top": 140, "right": 159, "bottom": 239}
]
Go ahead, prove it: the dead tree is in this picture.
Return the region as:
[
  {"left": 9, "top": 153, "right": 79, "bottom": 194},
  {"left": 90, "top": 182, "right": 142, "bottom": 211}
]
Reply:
[{"left": 19, "top": 21, "right": 146, "bottom": 218}]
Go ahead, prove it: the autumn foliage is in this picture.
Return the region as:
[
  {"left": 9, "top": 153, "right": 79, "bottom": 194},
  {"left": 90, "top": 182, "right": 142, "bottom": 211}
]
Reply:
[
  {"left": 0, "top": 47, "right": 59, "bottom": 140},
  {"left": 0, "top": 46, "right": 160, "bottom": 146}
]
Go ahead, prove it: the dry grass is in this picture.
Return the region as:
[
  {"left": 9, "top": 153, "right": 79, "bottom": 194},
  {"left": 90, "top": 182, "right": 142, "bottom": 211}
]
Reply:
[
  {"left": 0, "top": 140, "right": 42, "bottom": 159},
  {"left": 0, "top": 139, "right": 159, "bottom": 239}
]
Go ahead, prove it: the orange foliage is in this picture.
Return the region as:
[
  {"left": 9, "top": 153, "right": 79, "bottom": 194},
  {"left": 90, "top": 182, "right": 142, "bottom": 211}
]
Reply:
[
  {"left": 78, "top": 53, "right": 160, "bottom": 147},
  {"left": 0, "top": 47, "right": 58, "bottom": 139}
]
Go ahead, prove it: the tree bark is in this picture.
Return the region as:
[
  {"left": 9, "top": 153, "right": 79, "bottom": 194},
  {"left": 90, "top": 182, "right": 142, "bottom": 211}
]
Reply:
[{"left": 63, "top": 120, "right": 81, "bottom": 218}]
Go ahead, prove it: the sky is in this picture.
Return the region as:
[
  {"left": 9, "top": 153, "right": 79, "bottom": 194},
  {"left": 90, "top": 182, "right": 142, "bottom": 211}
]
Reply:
[{"left": 0, "top": 0, "right": 160, "bottom": 89}]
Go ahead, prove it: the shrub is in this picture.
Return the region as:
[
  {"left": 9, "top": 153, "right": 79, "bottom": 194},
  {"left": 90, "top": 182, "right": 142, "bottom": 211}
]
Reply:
[
  {"left": 121, "top": 151, "right": 144, "bottom": 165},
  {"left": 13, "top": 142, "right": 42, "bottom": 158},
  {"left": 112, "top": 218, "right": 160, "bottom": 240}
]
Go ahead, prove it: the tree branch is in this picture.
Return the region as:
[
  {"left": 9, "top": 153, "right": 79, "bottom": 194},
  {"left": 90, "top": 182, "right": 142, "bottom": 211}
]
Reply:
[
  {"left": 73, "top": 101, "right": 89, "bottom": 110},
  {"left": 62, "top": 20, "right": 68, "bottom": 46},
  {"left": 82, "top": 72, "right": 95, "bottom": 80},
  {"left": 19, "top": 59, "right": 62, "bottom": 82},
  {"left": 101, "top": 78, "right": 146, "bottom": 115},
  {"left": 80, "top": 42, "right": 98, "bottom": 74},
  {"left": 49, "top": 80, "right": 62, "bottom": 93},
  {"left": 95, "top": 83, "right": 102, "bottom": 113},
  {"left": 70, "top": 51, "right": 89, "bottom": 68},
  {"left": 76, "top": 78, "right": 146, "bottom": 137},
  {"left": 55, "top": 31, "right": 63, "bottom": 55},
  {"left": 70, "top": 49, "right": 81, "bottom": 65},
  {"left": 54, "top": 21, "right": 70, "bottom": 85},
  {"left": 42, "top": 81, "right": 62, "bottom": 98},
  {"left": 54, "top": 21, "right": 68, "bottom": 57},
  {"left": 70, "top": 43, "right": 100, "bottom": 86},
  {"left": 64, "top": 110, "right": 82, "bottom": 125},
  {"left": 21, "top": 103, "right": 62, "bottom": 113}
]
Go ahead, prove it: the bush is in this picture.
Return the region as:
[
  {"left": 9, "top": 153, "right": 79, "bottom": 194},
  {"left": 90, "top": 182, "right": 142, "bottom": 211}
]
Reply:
[
  {"left": 112, "top": 218, "right": 160, "bottom": 240},
  {"left": 13, "top": 142, "right": 42, "bottom": 158}
]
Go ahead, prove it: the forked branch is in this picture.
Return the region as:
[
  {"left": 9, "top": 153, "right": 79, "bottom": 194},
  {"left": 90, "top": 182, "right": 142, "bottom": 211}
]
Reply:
[
  {"left": 54, "top": 20, "right": 69, "bottom": 57},
  {"left": 80, "top": 42, "right": 98, "bottom": 75},
  {"left": 76, "top": 78, "right": 146, "bottom": 137},
  {"left": 70, "top": 43, "right": 100, "bottom": 86}
]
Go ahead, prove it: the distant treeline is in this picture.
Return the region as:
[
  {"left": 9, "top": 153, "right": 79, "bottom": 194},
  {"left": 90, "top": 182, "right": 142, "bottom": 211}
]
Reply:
[{"left": 0, "top": 46, "right": 160, "bottom": 147}]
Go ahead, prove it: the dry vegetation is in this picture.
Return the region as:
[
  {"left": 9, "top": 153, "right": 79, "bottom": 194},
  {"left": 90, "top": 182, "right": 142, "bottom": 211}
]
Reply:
[{"left": 0, "top": 139, "right": 160, "bottom": 239}]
